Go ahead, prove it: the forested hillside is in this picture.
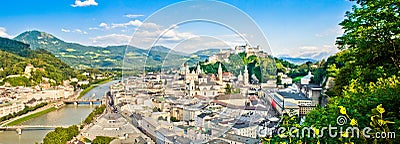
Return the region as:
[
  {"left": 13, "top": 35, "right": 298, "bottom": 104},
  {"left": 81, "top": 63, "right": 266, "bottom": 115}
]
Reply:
[{"left": 0, "top": 37, "right": 76, "bottom": 86}]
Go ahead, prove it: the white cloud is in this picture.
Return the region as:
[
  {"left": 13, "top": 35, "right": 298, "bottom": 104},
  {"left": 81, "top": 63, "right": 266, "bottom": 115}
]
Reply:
[
  {"left": 315, "top": 26, "right": 344, "bottom": 37},
  {"left": 71, "top": 0, "right": 98, "bottom": 7},
  {"left": 99, "top": 22, "right": 108, "bottom": 28},
  {"left": 89, "top": 27, "right": 99, "bottom": 30},
  {"left": 98, "top": 22, "right": 109, "bottom": 29},
  {"left": 299, "top": 46, "right": 318, "bottom": 51},
  {"left": 61, "top": 28, "right": 71, "bottom": 33},
  {"left": 90, "top": 34, "right": 131, "bottom": 46},
  {"left": 74, "top": 29, "right": 88, "bottom": 34},
  {"left": 111, "top": 20, "right": 143, "bottom": 29},
  {"left": 91, "top": 21, "right": 244, "bottom": 52},
  {"left": 75, "top": 29, "right": 82, "bottom": 33},
  {"left": 125, "top": 14, "right": 144, "bottom": 18},
  {"left": 62, "top": 28, "right": 87, "bottom": 34},
  {"left": 0, "top": 27, "right": 12, "bottom": 38},
  {"left": 288, "top": 45, "right": 339, "bottom": 60},
  {"left": 171, "top": 36, "right": 241, "bottom": 53},
  {"left": 97, "top": 20, "right": 143, "bottom": 30}
]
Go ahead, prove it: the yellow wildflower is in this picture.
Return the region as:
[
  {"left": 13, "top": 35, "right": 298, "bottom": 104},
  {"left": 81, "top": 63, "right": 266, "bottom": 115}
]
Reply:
[
  {"left": 279, "top": 134, "right": 287, "bottom": 138},
  {"left": 377, "top": 104, "right": 385, "bottom": 114},
  {"left": 342, "top": 132, "right": 349, "bottom": 138},
  {"left": 338, "top": 106, "right": 347, "bottom": 115},
  {"left": 350, "top": 118, "right": 358, "bottom": 126},
  {"left": 377, "top": 119, "right": 386, "bottom": 126},
  {"left": 313, "top": 127, "right": 320, "bottom": 135}
]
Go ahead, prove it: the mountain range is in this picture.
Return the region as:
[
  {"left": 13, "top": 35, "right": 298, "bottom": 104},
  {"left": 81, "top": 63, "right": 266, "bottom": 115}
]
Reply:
[
  {"left": 8, "top": 30, "right": 319, "bottom": 70},
  {"left": 13, "top": 31, "right": 191, "bottom": 69},
  {"left": 278, "top": 57, "right": 317, "bottom": 65}
]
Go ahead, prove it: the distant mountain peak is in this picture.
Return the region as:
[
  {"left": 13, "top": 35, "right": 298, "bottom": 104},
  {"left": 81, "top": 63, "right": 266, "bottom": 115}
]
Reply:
[
  {"left": 13, "top": 30, "right": 64, "bottom": 50},
  {"left": 16, "top": 30, "right": 57, "bottom": 40}
]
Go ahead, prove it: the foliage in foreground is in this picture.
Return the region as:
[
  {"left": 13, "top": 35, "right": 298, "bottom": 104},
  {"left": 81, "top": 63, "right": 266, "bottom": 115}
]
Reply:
[
  {"left": 92, "top": 136, "right": 115, "bottom": 144},
  {"left": 83, "top": 105, "right": 106, "bottom": 124},
  {"left": 43, "top": 125, "right": 79, "bottom": 144},
  {"left": 268, "top": 75, "right": 400, "bottom": 143},
  {"left": 333, "top": 0, "right": 400, "bottom": 96}
]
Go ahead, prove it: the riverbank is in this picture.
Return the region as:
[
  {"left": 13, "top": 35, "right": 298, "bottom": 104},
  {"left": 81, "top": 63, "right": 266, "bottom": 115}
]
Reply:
[
  {"left": 7, "top": 107, "right": 56, "bottom": 126},
  {"left": 42, "top": 104, "right": 106, "bottom": 143},
  {"left": 1, "top": 103, "right": 58, "bottom": 126},
  {"left": 78, "top": 78, "right": 112, "bottom": 99},
  {"left": 0, "top": 103, "right": 55, "bottom": 127}
]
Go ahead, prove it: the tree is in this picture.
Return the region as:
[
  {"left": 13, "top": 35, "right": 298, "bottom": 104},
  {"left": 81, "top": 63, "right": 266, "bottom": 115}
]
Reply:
[
  {"left": 224, "top": 84, "right": 233, "bottom": 94},
  {"left": 76, "top": 74, "right": 87, "bottom": 81},
  {"left": 337, "top": 0, "right": 399, "bottom": 69},
  {"left": 153, "top": 107, "right": 161, "bottom": 112},
  {"left": 305, "top": 61, "right": 312, "bottom": 71},
  {"left": 271, "top": 75, "right": 400, "bottom": 143},
  {"left": 92, "top": 136, "right": 115, "bottom": 144},
  {"left": 276, "top": 75, "right": 282, "bottom": 85},
  {"left": 158, "top": 116, "right": 166, "bottom": 121},
  {"left": 31, "top": 70, "right": 44, "bottom": 84},
  {"left": 334, "top": 0, "right": 400, "bottom": 95},
  {"left": 170, "top": 116, "right": 179, "bottom": 122},
  {"left": 43, "top": 125, "right": 79, "bottom": 144}
]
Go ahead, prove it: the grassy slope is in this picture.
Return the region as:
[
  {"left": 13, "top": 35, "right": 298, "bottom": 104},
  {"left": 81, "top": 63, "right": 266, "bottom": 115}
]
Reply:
[{"left": 7, "top": 107, "right": 57, "bottom": 126}]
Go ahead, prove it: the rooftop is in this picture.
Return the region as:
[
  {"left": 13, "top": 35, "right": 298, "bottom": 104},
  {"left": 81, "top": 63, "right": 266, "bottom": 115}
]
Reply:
[
  {"left": 277, "top": 91, "right": 310, "bottom": 100},
  {"left": 221, "top": 133, "right": 259, "bottom": 144}
]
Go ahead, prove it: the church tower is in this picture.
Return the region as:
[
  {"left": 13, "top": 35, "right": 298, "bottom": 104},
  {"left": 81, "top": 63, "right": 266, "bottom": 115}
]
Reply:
[
  {"left": 238, "top": 71, "right": 243, "bottom": 82},
  {"left": 218, "top": 63, "right": 223, "bottom": 83},
  {"left": 244, "top": 65, "right": 249, "bottom": 86},
  {"left": 185, "top": 63, "right": 190, "bottom": 75},
  {"left": 196, "top": 64, "right": 201, "bottom": 75}
]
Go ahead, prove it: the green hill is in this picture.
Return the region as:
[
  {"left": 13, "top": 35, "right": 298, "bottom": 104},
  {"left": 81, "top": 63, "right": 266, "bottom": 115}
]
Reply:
[
  {"left": 13, "top": 30, "right": 189, "bottom": 70},
  {"left": 0, "top": 37, "right": 76, "bottom": 86},
  {"left": 0, "top": 37, "right": 31, "bottom": 57}
]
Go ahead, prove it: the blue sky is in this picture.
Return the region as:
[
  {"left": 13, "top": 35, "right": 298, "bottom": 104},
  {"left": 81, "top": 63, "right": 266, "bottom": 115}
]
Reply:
[{"left": 0, "top": 0, "right": 354, "bottom": 59}]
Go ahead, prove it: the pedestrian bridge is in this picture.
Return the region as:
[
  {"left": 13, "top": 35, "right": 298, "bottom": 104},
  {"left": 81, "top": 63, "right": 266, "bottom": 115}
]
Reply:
[
  {"left": 63, "top": 99, "right": 102, "bottom": 105},
  {"left": 0, "top": 125, "right": 70, "bottom": 131}
]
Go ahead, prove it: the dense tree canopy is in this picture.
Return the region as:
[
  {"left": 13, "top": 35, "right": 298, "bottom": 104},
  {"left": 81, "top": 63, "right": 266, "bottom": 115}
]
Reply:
[
  {"left": 199, "top": 52, "right": 277, "bottom": 83},
  {"left": 43, "top": 125, "right": 79, "bottom": 144},
  {"left": 92, "top": 136, "right": 115, "bottom": 144},
  {"left": 335, "top": 0, "right": 400, "bottom": 95}
]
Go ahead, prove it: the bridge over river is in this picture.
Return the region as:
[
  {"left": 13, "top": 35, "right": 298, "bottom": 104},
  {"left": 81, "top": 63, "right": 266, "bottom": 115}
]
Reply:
[
  {"left": 63, "top": 98, "right": 104, "bottom": 105},
  {"left": 0, "top": 125, "right": 70, "bottom": 130},
  {"left": 0, "top": 125, "right": 70, "bottom": 135}
]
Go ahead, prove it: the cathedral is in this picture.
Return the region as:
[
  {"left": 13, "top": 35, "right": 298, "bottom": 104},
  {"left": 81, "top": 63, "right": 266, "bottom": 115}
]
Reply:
[{"left": 181, "top": 62, "right": 250, "bottom": 97}]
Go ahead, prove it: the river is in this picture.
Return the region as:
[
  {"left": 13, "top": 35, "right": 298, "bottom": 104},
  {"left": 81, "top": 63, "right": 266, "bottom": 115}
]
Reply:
[{"left": 0, "top": 80, "right": 119, "bottom": 144}]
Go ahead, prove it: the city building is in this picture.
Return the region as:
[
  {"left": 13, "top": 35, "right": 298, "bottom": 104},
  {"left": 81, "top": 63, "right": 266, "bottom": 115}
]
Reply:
[
  {"left": 0, "top": 102, "right": 25, "bottom": 117},
  {"left": 229, "top": 121, "right": 258, "bottom": 138}
]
